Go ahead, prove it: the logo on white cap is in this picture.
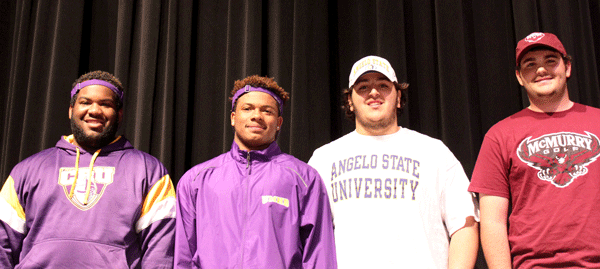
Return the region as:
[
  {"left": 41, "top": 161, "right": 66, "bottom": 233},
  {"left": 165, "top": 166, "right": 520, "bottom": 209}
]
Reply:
[{"left": 348, "top": 56, "right": 398, "bottom": 88}]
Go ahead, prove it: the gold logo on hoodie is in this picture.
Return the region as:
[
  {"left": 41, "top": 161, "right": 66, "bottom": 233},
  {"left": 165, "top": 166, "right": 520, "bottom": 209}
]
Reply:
[{"left": 58, "top": 167, "right": 115, "bottom": 210}]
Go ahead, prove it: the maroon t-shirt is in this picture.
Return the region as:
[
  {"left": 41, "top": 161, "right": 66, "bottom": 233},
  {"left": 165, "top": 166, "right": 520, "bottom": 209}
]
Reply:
[{"left": 470, "top": 103, "right": 600, "bottom": 268}]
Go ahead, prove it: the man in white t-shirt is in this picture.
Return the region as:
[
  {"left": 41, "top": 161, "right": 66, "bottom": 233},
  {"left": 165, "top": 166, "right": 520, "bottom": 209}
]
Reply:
[{"left": 308, "top": 55, "right": 479, "bottom": 268}]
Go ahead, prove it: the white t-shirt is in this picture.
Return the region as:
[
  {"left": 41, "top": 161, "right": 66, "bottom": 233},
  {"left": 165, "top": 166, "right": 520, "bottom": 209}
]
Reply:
[{"left": 309, "top": 128, "right": 478, "bottom": 268}]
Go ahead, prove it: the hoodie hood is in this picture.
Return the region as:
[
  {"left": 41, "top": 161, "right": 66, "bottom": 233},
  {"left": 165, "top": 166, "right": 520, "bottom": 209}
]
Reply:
[{"left": 56, "top": 135, "right": 133, "bottom": 155}]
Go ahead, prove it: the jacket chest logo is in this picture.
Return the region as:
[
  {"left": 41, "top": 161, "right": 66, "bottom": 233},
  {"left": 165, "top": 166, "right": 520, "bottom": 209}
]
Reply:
[
  {"left": 58, "top": 167, "right": 115, "bottom": 210},
  {"left": 517, "top": 131, "right": 600, "bottom": 187},
  {"left": 262, "top": 195, "right": 290, "bottom": 208}
]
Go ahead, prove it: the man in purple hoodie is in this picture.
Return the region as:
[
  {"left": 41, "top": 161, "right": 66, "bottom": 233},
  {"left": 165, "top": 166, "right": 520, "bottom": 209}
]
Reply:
[
  {"left": 175, "top": 75, "right": 337, "bottom": 268},
  {"left": 0, "top": 71, "right": 176, "bottom": 268}
]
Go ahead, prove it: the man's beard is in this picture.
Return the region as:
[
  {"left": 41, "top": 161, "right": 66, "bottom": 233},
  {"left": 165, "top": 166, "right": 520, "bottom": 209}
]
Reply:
[
  {"left": 356, "top": 113, "right": 398, "bottom": 131},
  {"left": 70, "top": 118, "right": 119, "bottom": 150}
]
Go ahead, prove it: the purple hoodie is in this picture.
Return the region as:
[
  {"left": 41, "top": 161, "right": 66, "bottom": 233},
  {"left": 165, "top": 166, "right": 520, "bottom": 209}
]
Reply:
[
  {"left": 0, "top": 135, "right": 176, "bottom": 268},
  {"left": 175, "top": 141, "right": 337, "bottom": 268}
]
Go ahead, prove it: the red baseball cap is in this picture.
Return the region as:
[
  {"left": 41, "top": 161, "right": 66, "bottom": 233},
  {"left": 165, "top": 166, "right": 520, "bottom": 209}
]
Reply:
[{"left": 515, "top": 32, "right": 567, "bottom": 66}]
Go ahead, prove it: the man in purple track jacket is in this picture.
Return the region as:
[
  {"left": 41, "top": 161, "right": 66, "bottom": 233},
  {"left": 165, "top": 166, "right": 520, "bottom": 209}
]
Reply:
[
  {"left": 0, "top": 71, "right": 176, "bottom": 268},
  {"left": 175, "top": 75, "right": 337, "bottom": 268}
]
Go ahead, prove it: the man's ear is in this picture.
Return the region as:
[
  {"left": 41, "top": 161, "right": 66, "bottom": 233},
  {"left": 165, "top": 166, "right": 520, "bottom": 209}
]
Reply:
[
  {"left": 277, "top": 116, "right": 283, "bottom": 130},
  {"left": 69, "top": 106, "right": 73, "bottom": 119},
  {"left": 347, "top": 95, "right": 354, "bottom": 111},
  {"left": 231, "top": 111, "right": 236, "bottom": 127},
  {"left": 515, "top": 70, "right": 524, "bottom": 86}
]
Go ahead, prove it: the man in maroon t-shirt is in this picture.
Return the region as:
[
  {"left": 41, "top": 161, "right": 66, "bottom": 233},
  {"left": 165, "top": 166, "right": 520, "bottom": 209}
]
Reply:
[{"left": 470, "top": 32, "right": 600, "bottom": 268}]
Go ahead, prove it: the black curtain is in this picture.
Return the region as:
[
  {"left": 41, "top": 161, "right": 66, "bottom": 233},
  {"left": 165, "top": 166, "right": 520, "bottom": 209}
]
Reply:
[{"left": 2, "top": 1, "right": 600, "bottom": 267}]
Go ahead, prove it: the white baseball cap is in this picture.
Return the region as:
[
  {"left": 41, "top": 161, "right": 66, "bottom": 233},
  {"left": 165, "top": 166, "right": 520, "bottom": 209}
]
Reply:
[{"left": 348, "top": 55, "right": 398, "bottom": 88}]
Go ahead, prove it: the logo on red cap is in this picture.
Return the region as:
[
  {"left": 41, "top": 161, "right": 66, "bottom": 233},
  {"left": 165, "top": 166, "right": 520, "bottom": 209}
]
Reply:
[{"left": 524, "top": 32, "right": 545, "bottom": 43}]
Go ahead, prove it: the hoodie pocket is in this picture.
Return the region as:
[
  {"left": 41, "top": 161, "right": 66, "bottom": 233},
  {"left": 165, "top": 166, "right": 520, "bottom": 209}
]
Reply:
[{"left": 17, "top": 239, "right": 129, "bottom": 268}]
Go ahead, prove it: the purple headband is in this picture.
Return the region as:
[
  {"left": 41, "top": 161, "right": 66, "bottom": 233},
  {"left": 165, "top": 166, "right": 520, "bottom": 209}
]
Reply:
[
  {"left": 231, "top": 85, "right": 284, "bottom": 115},
  {"left": 71, "top": 79, "right": 124, "bottom": 102}
]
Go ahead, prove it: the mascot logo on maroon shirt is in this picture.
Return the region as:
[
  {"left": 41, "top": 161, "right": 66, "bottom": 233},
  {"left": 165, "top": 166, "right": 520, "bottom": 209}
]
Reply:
[{"left": 517, "top": 131, "right": 600, "bottom": 187}]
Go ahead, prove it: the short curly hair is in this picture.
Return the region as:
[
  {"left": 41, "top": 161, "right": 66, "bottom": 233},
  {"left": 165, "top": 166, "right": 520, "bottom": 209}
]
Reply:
[
  {"left": 70, "top": 70, "right": 124, "bottom": 110},
  {"left": 342, "top": 81, "right": 409, "bottom": 121},
  {"left": 230, "top": 75, "right": 290, "bottom": 115}
]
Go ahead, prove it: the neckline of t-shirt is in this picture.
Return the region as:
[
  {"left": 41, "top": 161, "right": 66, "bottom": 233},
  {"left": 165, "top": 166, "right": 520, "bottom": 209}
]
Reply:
[
  {"left": 353, "top": 127, "right": 406, "bottom": 141},
  {"left": 523, "top": 102, "right": 582, "bottom": 118}
]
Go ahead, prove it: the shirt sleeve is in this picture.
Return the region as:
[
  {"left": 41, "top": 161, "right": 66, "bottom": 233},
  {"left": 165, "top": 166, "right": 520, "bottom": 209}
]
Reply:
[
  {"left": 136, "top": 170, "right": 177, "bottom": 268},
  {"left": 0, "top": 176, "right": 27, "bottom": 268},
  {"left": 440, "top": 155, "right": 480, "bottom": 236},
  {"left": 469, "top": 130, "right": 511, "bottom": 198},
  {"left": 308, "top": 148, "right": 336, "bottom": 217},
  {"left": 300, "top": 168, "right": 337, "bottom": 268},
  {"left": 174, "top": 171, "right": 197, "bottom": 269}
]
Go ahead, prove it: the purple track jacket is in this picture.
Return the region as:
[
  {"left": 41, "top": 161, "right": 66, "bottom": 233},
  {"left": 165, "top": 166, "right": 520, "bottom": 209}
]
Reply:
[
  {"left": 175, "top": 141, "right": 337, "bottom": 268},
  {"left": 0, "top": 136, "right": 176, "bottom": 268}
]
